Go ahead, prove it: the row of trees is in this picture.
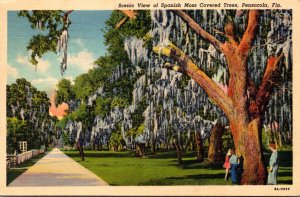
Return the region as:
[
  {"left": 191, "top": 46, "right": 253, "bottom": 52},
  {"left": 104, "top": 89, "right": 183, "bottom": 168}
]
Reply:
[
  {"left": 52, "top": 11, "right": 227, "bottom": 165},
  {"left": 18, "top": 9, "right": 292, "bottom": 185},
  {"left": 7, "top": 79, "right": 55, "bottom": 154}
]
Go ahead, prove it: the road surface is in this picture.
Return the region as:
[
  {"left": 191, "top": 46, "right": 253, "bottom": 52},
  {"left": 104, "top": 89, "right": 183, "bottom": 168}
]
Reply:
[{"left": 9, "top": 148, "right": 108, "bottom": 186}]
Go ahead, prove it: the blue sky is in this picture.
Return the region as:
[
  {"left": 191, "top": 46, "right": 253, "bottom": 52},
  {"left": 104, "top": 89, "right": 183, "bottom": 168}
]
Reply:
[{"left": 8, "top": 11, "right": 112, "bottom": 96}]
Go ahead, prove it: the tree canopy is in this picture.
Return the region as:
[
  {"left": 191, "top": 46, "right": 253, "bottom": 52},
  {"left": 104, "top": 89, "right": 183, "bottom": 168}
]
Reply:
[
  {"left": 7, "top": 78, "right": 54, "bottom": 153},
  {"left": 16, "top": 9, "right": 292, "bottom": 185}
]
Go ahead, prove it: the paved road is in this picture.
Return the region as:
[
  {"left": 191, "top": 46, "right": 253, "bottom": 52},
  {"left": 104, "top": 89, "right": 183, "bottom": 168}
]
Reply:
[{"left": 9, "top": 148, "right": 108, "bottom": 186}]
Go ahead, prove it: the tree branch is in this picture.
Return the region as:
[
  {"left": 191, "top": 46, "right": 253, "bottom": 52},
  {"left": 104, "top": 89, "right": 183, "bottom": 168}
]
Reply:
[
  {"left": 249, "top": 53, "right": 284, "bottom": 118},
  {"left": 153, "top": 42, "right": 234, "bottom": 119},
  {"left": 238, "top": 10, "right": 259, "bottom": 59},
  {"left": 120, "top": 10, "right": 138, "bottom": 19},
  {"left": 172, "top": 10, "right": 223, "bottom": 52},
  {"left": 164, "top": 63, "right": 186, "bottom": 73},
  {"left": 116, "top": 17, "right": 129, "bottom": 29},
  {"left": 63, "top": 10, "right": 73, "bottom": 23},
  {"left": 224, "top": 22, "right": 239, "bottom": 48},
  {"left": 116, "top": 10, "right": 139, "bottom": 28}
]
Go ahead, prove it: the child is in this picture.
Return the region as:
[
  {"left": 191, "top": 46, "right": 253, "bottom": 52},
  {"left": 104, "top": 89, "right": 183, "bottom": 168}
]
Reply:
[{"left": 223, "top": 149, "right": 231, "bottom": 180}]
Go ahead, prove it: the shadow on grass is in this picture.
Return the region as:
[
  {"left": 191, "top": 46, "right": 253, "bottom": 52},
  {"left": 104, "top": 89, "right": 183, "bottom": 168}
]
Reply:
[
  {"left": 181, "top": 159, "right": 223, "bottom": 170},
  {"left": 65, "top": 150, "right": 198, "bottom": 160},
  {"left": 64, "top": 151, "right": 134, "bottom": 158},
  {"left": 7, "top": 153, "right": 46, "bottom": 185},
  {"left": 138, "top": 172, "right": 227, "bottom": 185},
  {"left": 173, "top": 173, "right": 225, "bottom": 180},
  {"left": 278, "top": 179, "right": 293, "bottom": 184},
  {"left": 278, "top": 171, "right": 292, "bottom": 177},
  {"left": 146, "top": 151, "right": 197, "bottom": 159}
]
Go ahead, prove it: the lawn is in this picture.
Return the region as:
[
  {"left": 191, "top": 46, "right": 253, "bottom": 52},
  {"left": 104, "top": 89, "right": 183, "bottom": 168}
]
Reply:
[
  {"left": 6, "top": 153, "right": 46, "bottom": 185},
  {"left": 64, "top": 150, "right": 292, "bottom": 185}
]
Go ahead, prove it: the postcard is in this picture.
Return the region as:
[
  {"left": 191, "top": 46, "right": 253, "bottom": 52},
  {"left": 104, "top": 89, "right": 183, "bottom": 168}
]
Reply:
[{"left": 0, "top": 0, "right": 300, "bottom": 196}]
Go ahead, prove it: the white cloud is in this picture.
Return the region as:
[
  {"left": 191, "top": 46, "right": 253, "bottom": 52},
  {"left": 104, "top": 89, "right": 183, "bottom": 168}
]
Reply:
[
  {"left": 16, "top": 54, "right": 50, "bottom": 72},
  {"left": 31, "top": 76, "right": 59, "bottom": 96},
  {"left": 7, "top": 64, "right": 19, "bottom": 79},
  {"left": 68, "top": 49, "right": 96, "bottom": 72},
  {"left": 31, "top": 76, "right": 59, "bottom": 88},
  {"left": 36, "top": 58, "right": 50, "bottom": 72},
  {"left": 64, "top": 76, "right": 75, "bottom": 85},
  {"left": 16, "top": 55, "right": 30, "bottom": 66},
  {"left": 73, "top": 38, "right": 84, "bottom": 48}
]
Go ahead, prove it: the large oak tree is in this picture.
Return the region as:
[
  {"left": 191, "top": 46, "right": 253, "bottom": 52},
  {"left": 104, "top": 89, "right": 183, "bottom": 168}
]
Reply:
[{"left": 149, "top": 10, "right": 290, "bottom": 184}]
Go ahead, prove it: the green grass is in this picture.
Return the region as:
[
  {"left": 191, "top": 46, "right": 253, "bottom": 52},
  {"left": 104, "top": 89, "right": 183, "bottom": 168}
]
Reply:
[
  {"left": 64, "top": 150, "right": 292, "bottom": 185},
  {"left": 6, "top": 153, "right": 46, "bottom": 185}
]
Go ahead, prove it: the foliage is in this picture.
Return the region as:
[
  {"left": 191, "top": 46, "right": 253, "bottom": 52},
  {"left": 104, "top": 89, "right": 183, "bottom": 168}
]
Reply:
[
  {"left": 55, "top": 79, "right": 74, "bottom": 105},
  {"left": 51, "top": 10, "right": 152, "bottom": 148},
  {"left": 127, "top": 123, "right": 145, "bottom": 140},
  {"left": 18, "top": 10, "right": 67, "bottom": 65},
  {"left": 7, "top": 117, "right": 28, "bottom": 153},
  {"left": 55, "top": 116, "right": 69, "bottom": 129},
  {"left": 6, "top": 78, "right": 54, "bottom": 153},
  {"left": 62, "top": 131, "right": 72, "bottom": 147},
  {"left": 103, "top": 10, "right": 151, "bottom": 62},
  {"left": 261, "top": 127, "right": 270, "bottom": 150},
  {"left": 73, "top": 74, "right": 94, "bottom": 101},
  {"left": 94, "top": 97, "right": 112, "bottom": 117},
  {"left": 222, "top": 128, "right": 234, "bottom": 152},
  {"left": 109, "top": 130, "right": 125, "bottom": 151}
]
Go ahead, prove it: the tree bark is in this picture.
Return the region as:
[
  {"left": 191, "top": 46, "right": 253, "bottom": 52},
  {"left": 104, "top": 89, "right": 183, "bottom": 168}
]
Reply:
[
  {"left": 230, "top": 118, "right": 266, "bottom": 184},
  {"left": 195, "top": 131, "right": 204, "bottom": 162},
  {"left": 136, "top": 143, "right": 145, "bottom": 157},
  {"left": 278, "top": 131, "right": 282, "bottom": 147},
  {"left": 92, "top": 140, "right": 95, "bottom": 151},
  {"left": 116, "top": 10, "right": 138, "bottom": 28},
  {"left": 151, "top": 136, "right": 156, "bottom": 154},
  {"left": 77, "top": 142, "right": 85, "bottom": 161},
  {"left": 208, "top": 123, "right": 224, "bottom": 163},
  {"left": 174, "top": 139, "right": 182, "bottom": 165}
]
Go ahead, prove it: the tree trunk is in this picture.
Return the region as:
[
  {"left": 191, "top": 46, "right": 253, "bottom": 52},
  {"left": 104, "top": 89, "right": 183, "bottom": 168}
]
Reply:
[
  {"left": 45, "top": 141, "right": 48, "bottom": 151},
  {"left": 77, "top": 142, "right": 85, "bottom": 161},
  {"left": 92, "top": 140, "right": 95, "bottom": 151},
  {"left": 136, "top": 143, "right": 145, "bottom": 157},
  {"left": 141, "top": 143, "right": 145, "bottom": 156},
  {"left": 136, "top": 143, "right": 141, "bottom": 157},
  {"left": 174, "top": 140, "right": 182, "bottom": 165},
  {"left": 274, "top": 133, "right": 278, "bottom": 149},
  {"left": 151, "top": 136, "right": 156, "bottom": 154},
  {"left": 195, "top": 131, "right": 204, "bottom": 162},
  {"left": 208, "top": 123, "right": 224, "bottom": 163},
  {"left": 230, "top": 118, "right": 266, "bottom": 185},
  {"left": 278, "top": 131, "right": 282, "bottom": 147},
  {"left": 282, "top": 132, "right": 287, "bottom": 146},
  {"left": 114, "top": 145, "right": 118, "bottom": 151}
]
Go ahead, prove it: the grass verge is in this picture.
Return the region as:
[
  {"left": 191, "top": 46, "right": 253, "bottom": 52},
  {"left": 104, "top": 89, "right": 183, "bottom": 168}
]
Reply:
[{"left": 64, "top": 150, "right": 292, "bottom": 185}]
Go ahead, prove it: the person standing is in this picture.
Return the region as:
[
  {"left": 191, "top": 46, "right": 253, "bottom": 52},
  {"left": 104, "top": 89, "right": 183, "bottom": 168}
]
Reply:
[
  {"left": 223, "top": 149, "right": 231, "bottom": 181},
  {"left": 229, "top": 149, "right": 239, "bottom": 184},
  {"left": 267, "top": 143, "right": 279, "bottom": 185}
]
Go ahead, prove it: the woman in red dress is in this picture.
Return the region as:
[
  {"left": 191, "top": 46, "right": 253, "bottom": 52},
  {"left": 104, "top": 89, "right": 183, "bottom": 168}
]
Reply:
[{"left": 223, "top": 149, "right": 231, "bottom": 180}]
